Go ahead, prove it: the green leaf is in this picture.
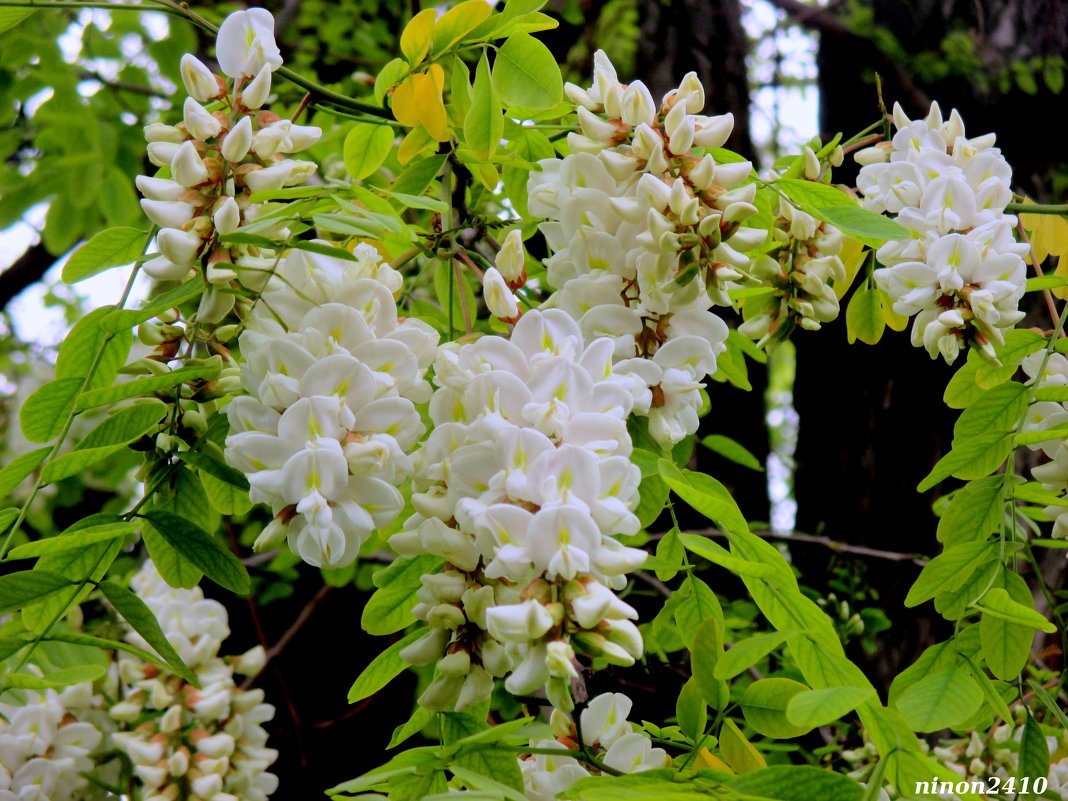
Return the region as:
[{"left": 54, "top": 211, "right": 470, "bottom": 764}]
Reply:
[
  {"left": 393, "top": 154, "right": 447, "bottom": 196},
  {"left": 846, "top": 283, "right": 885, "bottom": 345},
  {"left": 0, "top": 570, "right": 74, "bottom": 614},
  {"left": 432, "top": 0, "right": 492, "bottom": 51},
  {"left": 775, "top": 179, "right": 909, "bottom": 246},
  {"left": 7, "top": 521, "right": 138, "bottom": 559},
  {"left": 3, "top": 664, "right": 106, "bottom": 690},
  {"left": 1026, "top": 275, "right": 1068, "bottom": 291},
  {"left": 0, "top": 446, "right": 50, "bottom": 497},
  {"left": 101, "top": 278, "right": 203, "bottom": 332},
  {"left": 344, "top": 123, "right": 394, "bottom": 181},
  {"left": 560, "top": 775, "right": 714, "bottom": 801},
  {"left": 41, "top": 400, "right": 167, "bottom": 483},
  {"left": 1019, "top": 711, "right": 1050, "bottom": 787},
  {"left": 441, "top": 709, "right": 524, "bottom": 791},
  {"left": 676, "top": 677, "right": 707, "bottom": 741},
  {"left": 388, "top": 705, "right": 435, "bottom": 748},
  {"left": 690, "top": 618, "right": 728, "bottom": 710},
  {"left": 785, "top": 687, "right": 875, "bottom": 728},
  {"left": 22, "top": 518, "right": 124, "bottom": 632},
  {"left": 1034, "top": 385, "right": 1068, "bottom": 402},
  {"left": 953, "top": 382, "right": 1028, "bottom": 442},
  {"left": 976, "top": 586, "right": 1056, "bottom": 633},
  {"left": 348, "top": 628, "right": 424, "bottom": 703},
  {"left": 0, "top": 8, "right": 35, "bottom": 32},
  {"left": 944, "top": 358, "right": 984, "bottom": 409},
  {"left": 176, "top": 449, "right": 249, "bottom": 490},
  {"left": 904, "top": 541, "right": 996, "bottom": 607},
  {"left": 673, "top": 575, "right": 724, "bottom": 650},
  {"left": 75, "top": 363, "right": 220, "bottom": 411},
  {"left": 936, "top": 476, "right": 1005, "bottom": 545},
  {"left": 700, "top": 435, "right": 763, "bottom": 471},
  {"left": 895, "top": 667, "right": 983, "bottom": 732},
  {"left": 20, "top": 378, "right": 83, "bottom": 443},
  {"left": 658, "top": 461, "right": 749, "bottom": 535},
  {"left": 142, "top": 522, "right": 203, "bottom": 589},
  {"left": 714, "top": 631, "right": 793, "bottom": 680},
  {"left": 61, "top": 226, "right": 145, "bottom": 283},
  {"left": 44, "top": 630, "right": 173, "bottom": 676},
  {"left": 741, "top": 678, "right": 812, "bottom": 738},
  {"left": 464, "top": 53, "right": 504, "bottom": 162},
  {"left": 289, "top": 240, "right": 356, "bottom": 261},
  {"left": 97, "top": 580, "right": 199, "bottom": 685},
  {"left": 653, "top": 527, "right": 685, "bottom": 582},
  {"left": 143, "top": 510, "right": 250, "bottom": 595},
  {"left": 491, "top": 33, "right": 562, "bottom": 109},
  {"left": 680, "top": 533, "right": 776, "bottom": 578},
  {"left": 362, "top": 554, "right": 443, "bottom": 635},
  {"left": 1015, "top": 425, "right": 1068, "bottom": 445},
  {"left": 980, "top": 573, "right": 1035, "bottom": 681},
  {"left": 727, "top": 766, "right": 865, "bottom": 801},
  {"left": 916, "top": 429, "right": 1013, "bottom": 492},
  {"left": 975, "top": 329, "right": 1045, "bottom": 387},
  {"left": 56, "top": 306, "right": 132, "bottom": 389}
]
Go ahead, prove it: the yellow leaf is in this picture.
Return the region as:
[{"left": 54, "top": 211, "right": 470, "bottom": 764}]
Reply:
[
  {"left": 695, "top": 747, "right": 734, "bottom": 774},
  {"left": 398, "top": 126, "right": 435, "bottom": 165},
  {"left": 411, "top": 72, "right": 450, "bottom": 142},
  {"left": 432, "top": 0, "right": 492, "bottom": 53},
  {"left": 834, "top": 239, "right": 866, "bottom": 300},
  {"left": 719, "top": 719, "right": 766, "bottom": 774},
  {"left": 878, "top": 288, "right": 909, "bottom": 331},
  {"left": 391, "top": 76, "right": 420, "bottom": 128},
  {"left": 426, "top": 62, "right": 445, "bottom": 94},
  {"left": 400, "top": 8, "right": 437, "bottom": 66},
  {"left": 1021, "top": 204, "right": 1068, "bottom": 265},
  {"left": 470, "top": 162, "right": 498, "bottom": 191}
]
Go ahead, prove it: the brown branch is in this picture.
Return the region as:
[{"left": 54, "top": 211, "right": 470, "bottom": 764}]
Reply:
[
  {"left": 764, "top": 0, "right": 930, "bottom": 112},
  {"left": 78, "top": 70, "right": 166, "bottom": 98},
  {"left": 0, "top": 243, "right": 56, "bottom": 310},
  {"left": 686, "top": 525, "right": 928, "bottom": 566}
]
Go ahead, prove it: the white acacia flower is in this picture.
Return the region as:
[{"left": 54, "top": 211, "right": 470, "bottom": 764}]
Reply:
[{"left": 215, "top": 8, "right": 283, "bottom": 79}]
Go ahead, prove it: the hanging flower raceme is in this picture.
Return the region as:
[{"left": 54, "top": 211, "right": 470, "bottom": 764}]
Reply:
[
  {"left": 1019, "top": 351, "right": 1068, "bottom": 540},
  {"left": 0, "top": 679, "right": 107, "bottom": 801},
  {"left": 855, "top": 102, "right": 1027, "bottom": 363},
  {"left": 740, "top": 152, "right": 848, "bottom": 343},
  {"left": 528, "top": 51, "right": 766, "bottom": 448},
  {"left": 392, "top": 311, "right": 647, "bottom": 712},
  {"left": 224, "top": 245, "right": 438, "bottom": 568},
  {"left": 138, "top": 8, "right": 320, "bottom": 325},
  {"left": 109, "top": 560, "right": 279, "bottom": 801},
  {"left": 519, "top": 692, "right": 669, "bottom": 800}
]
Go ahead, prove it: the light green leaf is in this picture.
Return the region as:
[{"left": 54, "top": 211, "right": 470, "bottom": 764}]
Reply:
[
  {"left": 673, "top": 575, "right": 723, "bottom": 649},
  {"left": 41, "top": 400, "right": 167, "bottom": 484},
  {"left": 343, "top": 123, "right": 394, "bottom": 180},
  {"left": 98, "top": 580, "right": 199, "bottom": 685},
  {"left": 101, "top": 279, "right": 202, "bottom": 332},
  {"left": 55, "top": 306, "right": 132, "bottom": 390},
  {"left": 700, "top": 435, "right": 763, "bottom": 471},
  {"left": 785, "top": 686, "right": 875, "bottom": 728},
  {"left": 348, "top": 628, "right": 424, "bottom": 703},
  {"left": 658, "top": 460, "right": 749, "bottom": 535},
  {"left": 1019, "top": 711, "right": 1050, "bottom": 785},
  {"left": 464, "top": 53, "right": 503, "bottom": 162},
  {"left": 952, "top": 382, "right": 1028, "bottom": 442},
  {"left": 362, "top": 555, "right": 443, "bottom": 635},
  {"left": 0, "top": 447, "right": 50, "bottom": 497},
  {"left": 143, "top": 510, "right": 250, "bottom": 595},
  {"left": 895, "top": 667, "right": 983, "bottom": 732},
  {"left": 976, "top": 587, "right": 1056, "bottom": 633},
  {"left": 741, "top": 677, "right": 812, "bottom": 738},
  {"left": 20, "top": 378, "right": 83, "bottom": 443},
  {"left": 491, "top": 33, "right": 563, "bottom": 109},
  {"left": 0, "top": 570, "right": 74, "bottom": 614},
  {"left": 775, "top": 178, "right": 909, "bottom": 246},
  {"left": 690, "top": 618, "right": 728, "bottom": 710},
  {"left": 7, "top": 521, "right": 137, "bottom": 559},
  {"left": 980, "top": 573, "right": 1035, "bottom": 681},
  {"left": 676, "top": 677, "right": 707, "bottom": 741},
  {"left": 388, "top": 705, "right": 435, "bottom": 748},
  {"left": 917, "top": 429, "right": 1013, "bottom": 492},
  {"left": 715, "top": 631, "right": 793, "bottom": 680},
  {"left": 727, "top": 766, "right": 865, "bottom": 801},
  {"left": 905, "top": 541, "right": 996, "bottom": 607},
  {"left": 75, "top": 363, "right": 221, "bottom": 411},
  {"left": 846, "top": 283, "right": 885, "bottom": 345},
  {"left": 680, "top": 534, "right": 776, "bottom": 578},
  {"left": 936, "top": 476, "right": 1005, "bottom": 545},
  {"left": 3, "top": 664, "right": 106, "bottom": 690},
  {"left": 61, "top": 226, "right": 145, "bottom": 283}
]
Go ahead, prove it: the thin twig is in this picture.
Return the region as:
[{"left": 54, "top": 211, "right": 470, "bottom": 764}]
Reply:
[{"left": 685, "top": 526, "right": 928, "bottom": 566}]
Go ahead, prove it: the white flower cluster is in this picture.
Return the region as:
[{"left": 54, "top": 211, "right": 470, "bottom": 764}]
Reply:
[
  {"left": 393, "top": 310, "right": 647, "bottom": 712},
  {"left": 521, "top": 693, "right": 669, "bottom": 800},
  {"left": 741, "top": 164, "right": 847, "bottom": 342},
  {"left": 138, "top": 8, "right": 320, "bottom": 323},
  {"left": 109, "top": 560, "right": 279, "bottom": 801},
  {"left": 225, "top": 244, "right": 438, "bottom": 568},
  {"left": 528, "top": 51, "right": 766, "bottom": 448},
  {"left": 0, "top": 680, "right": 106, "bottom": 801},
  {"left": 1020, "top": 352, "right": 1068, "bottom": 539},
  {"left": 856, "top": 102, "right": 1027, "bottom": 363},
  {"left": 844, "top": 716, "right": 1068, "bottom": 800}
]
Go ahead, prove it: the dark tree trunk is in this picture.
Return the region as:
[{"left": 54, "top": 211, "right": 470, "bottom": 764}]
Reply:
[{"left": 635, "top": 0, "right": 754, "bottom": 155}]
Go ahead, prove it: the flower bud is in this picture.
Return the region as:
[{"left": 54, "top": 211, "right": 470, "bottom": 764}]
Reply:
[
  {"left": 221, "top": 116, "right": 253, "bottom": 163},
  {"left": 136, "top": 175, "right": 184, "bottom": 201},
  {"left": 144, "top": 122, "right": 185, "bottom": 143},
  {"left": 485, "top": 599, "right": 554, "bottom": 643},
  {"left": 495, "top": 229, "right": 525, "bottom": 285},
  {"left": 147, "top": 141, "right": 181, "bottom": 167},
  {"left": 483, "top": 267, "right": 519, "bottom": 321},
  {"left": 241, "top": 63, "right": 273, "bottom": 110},
  {"left": 213, "top": 196, "right": 241, "bottom": 235},
  {"left": 181, "top": 54, "right": 221, "bottom": 102},
  {"left": 158, "top": 228, "right": 202, "bottom": 267},
  {"left": 853, "top": 146, "right": 888, "bottom": 166},
  {"left": 802, "top": 146, "right": 821, "bottom": 180},
  {"left": 183, "top": 97, "right": 222, "bottom": 140},
  {"left": 621, "top": 80, "right": 656, "bottom": 127},
  {"left": 692, "top": 113, "right": 733, "bottom": 149},
  {"left": 171, "top": 141, "right": 210, "bottom": 188},
  {"left": 676, "top": 71, "right": 705, "bottom": 113}
]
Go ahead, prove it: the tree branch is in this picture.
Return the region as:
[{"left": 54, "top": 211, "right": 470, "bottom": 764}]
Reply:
[
  {"left": 687, "top": 526, "right": 928, "bottom": 566},
  {"left": 0, "top": 243, "right": 56, "bottom": 310}
]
